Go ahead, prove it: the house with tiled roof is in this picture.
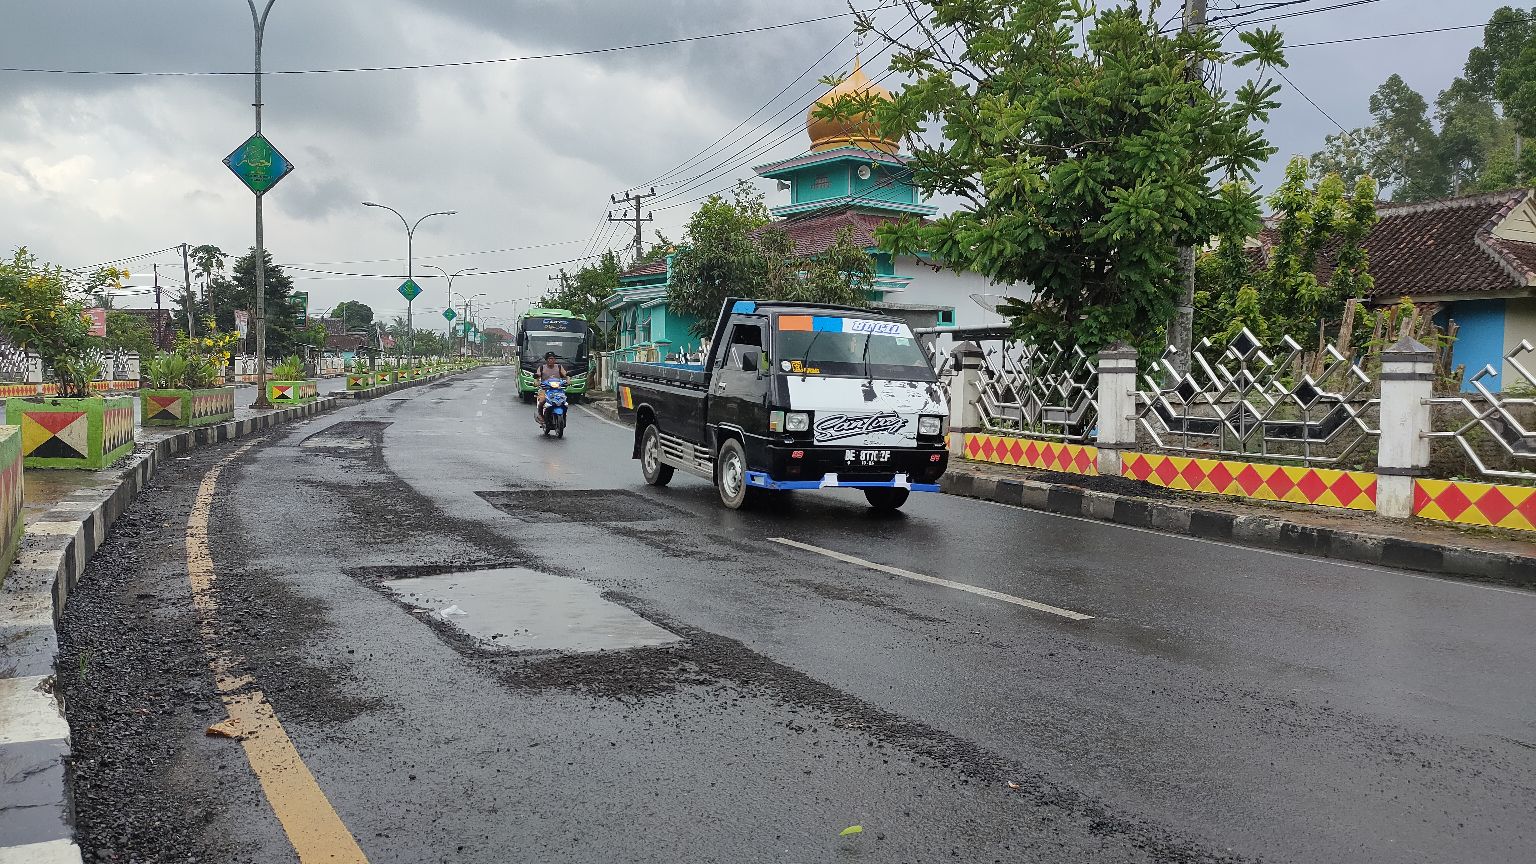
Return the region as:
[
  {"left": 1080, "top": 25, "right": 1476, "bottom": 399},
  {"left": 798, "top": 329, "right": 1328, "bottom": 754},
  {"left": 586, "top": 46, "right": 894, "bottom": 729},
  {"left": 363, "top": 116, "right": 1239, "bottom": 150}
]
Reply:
[
  {"left": 1250, "top": 188, "right": 1536, "bottom": 390},
  {"left": 604, "top": 58, "right": 1023, "bottom": 357}
]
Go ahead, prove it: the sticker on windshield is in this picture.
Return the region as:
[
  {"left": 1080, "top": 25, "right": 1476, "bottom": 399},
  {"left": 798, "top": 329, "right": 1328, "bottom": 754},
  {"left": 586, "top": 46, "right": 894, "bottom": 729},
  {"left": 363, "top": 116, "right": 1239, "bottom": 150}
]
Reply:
[{"left": 778, "top": 315, "right": 909, "bottom": 337}]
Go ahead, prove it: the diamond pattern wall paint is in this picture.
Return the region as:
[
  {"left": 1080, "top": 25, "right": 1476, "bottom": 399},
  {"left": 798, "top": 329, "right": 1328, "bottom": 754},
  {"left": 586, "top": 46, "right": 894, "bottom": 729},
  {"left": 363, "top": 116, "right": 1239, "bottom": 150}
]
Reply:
[
  {"left": 962, "top": 433, "right": 1099, "bottom": 476},
  {"left": 1414, "top": 479, "right": 1536, "bottom": 532},
  {"left": 1121, "top": 452, "right": 1378, "bottom": 511}
]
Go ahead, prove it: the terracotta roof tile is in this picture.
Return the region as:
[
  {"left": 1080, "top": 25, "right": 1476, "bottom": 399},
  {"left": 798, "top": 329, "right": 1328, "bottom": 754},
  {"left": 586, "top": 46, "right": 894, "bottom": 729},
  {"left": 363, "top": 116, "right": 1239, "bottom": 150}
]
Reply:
[
  {"left": 619, "top": 258, "right": 668, "bottom": 278},
  {"left": 756, "top": 210, "right": 917, "bottom": 257},
  {"left": 1253, "top": 189, "right": 1536, "bottom": 300}
]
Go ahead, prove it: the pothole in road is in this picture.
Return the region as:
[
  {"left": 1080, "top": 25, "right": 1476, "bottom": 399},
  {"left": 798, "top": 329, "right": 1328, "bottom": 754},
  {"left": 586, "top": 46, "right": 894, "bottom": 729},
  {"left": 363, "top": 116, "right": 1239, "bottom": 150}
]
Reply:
[
  {"left": 299, "top": 419, "right": 389, "bottom": 455},
  {"left": 476, "top": 489, "right": 688, "bottom": 523},
  {"left": 381, "top": 567, "right": 679, "bottom": 653}
]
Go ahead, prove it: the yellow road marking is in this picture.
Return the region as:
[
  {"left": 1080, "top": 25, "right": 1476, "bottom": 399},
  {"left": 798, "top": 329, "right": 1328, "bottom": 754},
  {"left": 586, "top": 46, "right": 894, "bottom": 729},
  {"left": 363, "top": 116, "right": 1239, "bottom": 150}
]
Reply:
[{"left": 186, "top": 442, "right": 370, "bottom": 864}]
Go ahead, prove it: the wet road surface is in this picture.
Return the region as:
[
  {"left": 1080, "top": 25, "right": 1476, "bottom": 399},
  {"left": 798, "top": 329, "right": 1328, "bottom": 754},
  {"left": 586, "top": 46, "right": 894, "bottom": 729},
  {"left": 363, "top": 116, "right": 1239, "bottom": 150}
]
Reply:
[{"left": 56, "top": 367, "right": 1536, "bottom": 863}]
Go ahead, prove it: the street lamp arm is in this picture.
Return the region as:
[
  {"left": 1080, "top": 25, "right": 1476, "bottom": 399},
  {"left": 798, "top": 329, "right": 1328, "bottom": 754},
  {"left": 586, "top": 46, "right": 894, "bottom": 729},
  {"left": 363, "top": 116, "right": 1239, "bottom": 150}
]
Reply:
[
  {"left": 363, "top": 201, "right": 410, "bottom": 234},
  {"left": 409, "top": 210, "right": 457, "bottom": 237}
]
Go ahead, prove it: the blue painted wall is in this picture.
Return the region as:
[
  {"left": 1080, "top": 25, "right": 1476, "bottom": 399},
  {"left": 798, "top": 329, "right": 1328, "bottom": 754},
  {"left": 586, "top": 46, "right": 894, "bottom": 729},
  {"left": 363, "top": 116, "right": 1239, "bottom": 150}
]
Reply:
[
  {"left": 851, "top": 165, "right": 917, "bottom": 205},
  {"left": 791, "top": 166, "right": 850, "bottom": 205},
  {"left": 1448, "top": 298, "right": 1507, "bottom": 391}
]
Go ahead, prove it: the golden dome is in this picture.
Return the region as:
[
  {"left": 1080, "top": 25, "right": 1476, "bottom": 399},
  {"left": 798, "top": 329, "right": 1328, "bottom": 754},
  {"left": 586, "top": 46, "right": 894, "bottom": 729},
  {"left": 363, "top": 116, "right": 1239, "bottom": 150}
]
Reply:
[{"left": 806, "top": 56, "right": 898, "bottom": 154}]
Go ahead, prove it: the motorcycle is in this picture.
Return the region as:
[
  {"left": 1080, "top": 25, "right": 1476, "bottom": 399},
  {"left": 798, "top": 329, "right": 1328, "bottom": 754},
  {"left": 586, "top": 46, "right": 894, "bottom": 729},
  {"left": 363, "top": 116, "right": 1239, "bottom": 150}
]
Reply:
[{"left": 539, "top": 378, "right": 569, "bottom": 438}]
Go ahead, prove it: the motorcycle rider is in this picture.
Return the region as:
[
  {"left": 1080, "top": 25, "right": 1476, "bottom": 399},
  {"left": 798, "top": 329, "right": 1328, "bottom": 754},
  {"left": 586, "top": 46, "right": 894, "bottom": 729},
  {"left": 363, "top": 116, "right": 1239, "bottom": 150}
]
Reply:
[{"left": 534, "top": 351, "right": 567, "bottom": 427}]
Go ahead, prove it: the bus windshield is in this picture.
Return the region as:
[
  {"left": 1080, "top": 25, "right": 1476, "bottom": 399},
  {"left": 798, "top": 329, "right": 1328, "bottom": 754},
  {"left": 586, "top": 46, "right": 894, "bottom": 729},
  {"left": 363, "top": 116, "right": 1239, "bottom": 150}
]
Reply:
[{"left": 522, "top": 333, "right": 588, "bottom": 362}]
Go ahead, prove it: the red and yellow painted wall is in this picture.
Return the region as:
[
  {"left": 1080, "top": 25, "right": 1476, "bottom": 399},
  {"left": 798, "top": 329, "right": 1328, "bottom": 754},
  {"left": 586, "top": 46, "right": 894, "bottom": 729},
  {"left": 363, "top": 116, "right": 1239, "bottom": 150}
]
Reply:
[
  {"left": 1414, "top": 479, "right": 1536, "bottom": 531},
  {"left": 963, "top": 432, "right": 1536, "bottom": 531},
  {"left": 0, "top": 425, "right": 21, "bottom": 586},
  {"left": 0, "top": 380, "right": 139, "bottom": 399},
  {"left": 1121, "top": 452, "right": 1378, "bottom": 512},
  {"left": 962, "top": 432, "right": 1098, "bottom": 476}
]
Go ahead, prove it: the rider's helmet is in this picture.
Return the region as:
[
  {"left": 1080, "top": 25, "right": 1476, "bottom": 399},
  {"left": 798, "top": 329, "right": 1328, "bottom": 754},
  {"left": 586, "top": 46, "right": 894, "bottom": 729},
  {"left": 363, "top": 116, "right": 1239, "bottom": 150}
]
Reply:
[{"left": 545, "top": 352, "right": 557, "bottom": 361}]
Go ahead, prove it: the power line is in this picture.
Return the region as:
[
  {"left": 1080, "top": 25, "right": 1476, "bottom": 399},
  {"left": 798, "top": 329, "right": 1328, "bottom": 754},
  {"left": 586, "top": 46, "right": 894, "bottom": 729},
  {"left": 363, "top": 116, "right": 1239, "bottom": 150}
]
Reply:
[
  {"left": 642, "top": 29, "right": 857, "bottom": 190},
  {"left": 1, "top": 8, "right": 878, "bottom": 76},
  {"left": 281, "top": 239, "right": 584, "bottom": 267},
  {"left": 1289, "top": 17, "right": 1529, "bottom": 49}
]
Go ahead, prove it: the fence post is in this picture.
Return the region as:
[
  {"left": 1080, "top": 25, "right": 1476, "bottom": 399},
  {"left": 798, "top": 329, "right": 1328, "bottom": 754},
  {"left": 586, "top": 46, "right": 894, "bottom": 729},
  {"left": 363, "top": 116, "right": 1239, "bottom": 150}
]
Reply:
[
  {"left": 1095, "top": 344, "right": 1139, "bottom": 477},
  {"left": 1376, "top": 336, "right": 1434, "bottom": 518},
  {"left": 947, "top": 341, "right": 985, "bottom": 461}
]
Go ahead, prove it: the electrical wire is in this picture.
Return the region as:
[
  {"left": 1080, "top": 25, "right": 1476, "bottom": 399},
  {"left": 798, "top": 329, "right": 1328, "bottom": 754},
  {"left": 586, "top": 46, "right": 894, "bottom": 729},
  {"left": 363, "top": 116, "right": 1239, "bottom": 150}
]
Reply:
[{"left": 1, "top": 8, "right": 879, "bottom": 76}]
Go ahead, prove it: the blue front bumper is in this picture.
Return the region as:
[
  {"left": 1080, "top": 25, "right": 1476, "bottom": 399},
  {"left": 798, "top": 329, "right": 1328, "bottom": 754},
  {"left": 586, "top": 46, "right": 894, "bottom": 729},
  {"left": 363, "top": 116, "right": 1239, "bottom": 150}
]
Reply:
[{"left": 744, "top": 471, "right": 940, "bottom": 493}]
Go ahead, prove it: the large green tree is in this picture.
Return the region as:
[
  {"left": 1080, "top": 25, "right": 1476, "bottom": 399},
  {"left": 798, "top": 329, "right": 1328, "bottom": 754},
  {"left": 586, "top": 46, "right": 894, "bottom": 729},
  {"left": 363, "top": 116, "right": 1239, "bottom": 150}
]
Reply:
[
  {"left": 666, "top": 181, "right": 876, "bottom": 336},
  {"left": 103, "top": 310, "right": 156, "bottom": 356},
  {"left": 537, "top": 250, "right": 624, "bottom": 348},
  {"left": 1197, "top": 158, "right": 1378, "bottom": 351},
  {"left": 0, "top": 248, "right": 95, "bottom": 395},
  {"left": 196, "top": 248, "right": 302, "bottom": 359},
  {"left": 330, "top": 300, "right": 375, "bottom": 333},
  {"left": 815, "top": 0, "right": 1285, "bottom": 354}
]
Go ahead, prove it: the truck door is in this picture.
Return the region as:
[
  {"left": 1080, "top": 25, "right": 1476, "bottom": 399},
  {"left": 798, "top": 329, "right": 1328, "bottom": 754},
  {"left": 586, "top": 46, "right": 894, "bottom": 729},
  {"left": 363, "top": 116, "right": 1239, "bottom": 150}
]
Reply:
[{"left": 708, "top": 317, "right": 769, "bottom": 444}]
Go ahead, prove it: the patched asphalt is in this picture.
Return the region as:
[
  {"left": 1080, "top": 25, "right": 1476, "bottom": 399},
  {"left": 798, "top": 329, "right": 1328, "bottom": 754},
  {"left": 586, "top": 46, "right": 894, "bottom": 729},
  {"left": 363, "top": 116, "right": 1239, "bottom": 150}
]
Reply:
[{"left": 56, "top": 367, "right": 1536, "bottom": 863}]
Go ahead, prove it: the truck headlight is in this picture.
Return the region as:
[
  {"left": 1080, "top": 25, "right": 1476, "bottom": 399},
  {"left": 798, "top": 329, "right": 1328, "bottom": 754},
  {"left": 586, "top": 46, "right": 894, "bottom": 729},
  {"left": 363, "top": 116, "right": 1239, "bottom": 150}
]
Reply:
[
  {"left": 785, "top": 411, "right": 811, "bottom": 432},
  {"left": 918, "top": 415, "right": 945, "bottom": 436}
]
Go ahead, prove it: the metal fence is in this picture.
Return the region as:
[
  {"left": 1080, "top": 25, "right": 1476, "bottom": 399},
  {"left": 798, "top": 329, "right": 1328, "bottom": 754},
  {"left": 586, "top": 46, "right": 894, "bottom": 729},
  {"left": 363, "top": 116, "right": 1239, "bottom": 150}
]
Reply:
[
  {"left": 1425, "top": 340, "right": 1536, "bottom": 482},
  {"left": 1132, "top": 329, "right": 1380, "bottom": 468},
  {"left": 974, "top": 340, "right": 1098, "bottom": 443}
]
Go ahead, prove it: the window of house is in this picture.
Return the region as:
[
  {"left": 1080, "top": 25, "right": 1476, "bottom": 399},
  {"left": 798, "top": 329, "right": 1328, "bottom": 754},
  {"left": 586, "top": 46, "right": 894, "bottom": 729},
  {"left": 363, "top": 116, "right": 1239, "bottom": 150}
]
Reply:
[
  {"left": 938, "top": 308, "right": 956, "bottom": 326},
  {"left": 812, "top": 175, "right": 830, "bottom": 190}
]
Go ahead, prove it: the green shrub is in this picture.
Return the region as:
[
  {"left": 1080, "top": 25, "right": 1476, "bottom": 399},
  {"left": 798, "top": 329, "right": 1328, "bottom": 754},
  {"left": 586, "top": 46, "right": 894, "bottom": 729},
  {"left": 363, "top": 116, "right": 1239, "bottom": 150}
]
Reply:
[{"left": 272, "top": 355, "right": 305, "bottom": 379}]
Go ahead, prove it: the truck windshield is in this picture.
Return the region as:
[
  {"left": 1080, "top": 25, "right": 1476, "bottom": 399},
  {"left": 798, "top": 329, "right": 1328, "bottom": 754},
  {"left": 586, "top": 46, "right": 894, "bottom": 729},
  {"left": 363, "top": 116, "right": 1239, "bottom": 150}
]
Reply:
[{"left": 774, "top": 317, "right": 934, "bottom": 381}]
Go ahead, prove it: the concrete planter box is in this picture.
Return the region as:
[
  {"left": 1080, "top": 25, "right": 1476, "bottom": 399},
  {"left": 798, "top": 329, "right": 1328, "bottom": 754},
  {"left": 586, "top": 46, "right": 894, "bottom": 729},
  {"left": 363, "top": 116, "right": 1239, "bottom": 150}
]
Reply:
[
  {"left": 267, "top": 380, "right": 319, "bottom": 405},
  {"left": 5, "top": 395, "right": 135, "bottom": 469},
  {"left": 1, "top": 424, "right": 20, "bottom": 587},
  {"left": 140, "top": 386, "right": 236, "bottom": 428},
  {"left": 375, "top": 370, "right": 397, "bottom": 385},
  {"left": 346, "top": 372, "right": 375, "bottom": 390}
]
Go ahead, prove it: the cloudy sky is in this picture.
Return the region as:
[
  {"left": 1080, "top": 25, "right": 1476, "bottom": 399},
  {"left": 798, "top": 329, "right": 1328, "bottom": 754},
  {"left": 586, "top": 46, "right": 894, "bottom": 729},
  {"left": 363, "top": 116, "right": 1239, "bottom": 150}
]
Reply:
[{"left": 0, "top": 0, "right": 1504, "bottom": 331}]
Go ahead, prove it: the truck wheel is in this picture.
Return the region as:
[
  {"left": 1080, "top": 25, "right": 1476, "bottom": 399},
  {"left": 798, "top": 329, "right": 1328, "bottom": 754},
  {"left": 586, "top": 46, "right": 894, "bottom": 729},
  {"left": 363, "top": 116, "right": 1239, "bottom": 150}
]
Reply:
[
  {"left": 641, "top": 425, "right": 674, "bottom": 487},
  {"left": 715, "top": 438, "right": 754, "bottom": 510},
  {"left": 864, "top": 488, "right": 910, "bottom": 511}
]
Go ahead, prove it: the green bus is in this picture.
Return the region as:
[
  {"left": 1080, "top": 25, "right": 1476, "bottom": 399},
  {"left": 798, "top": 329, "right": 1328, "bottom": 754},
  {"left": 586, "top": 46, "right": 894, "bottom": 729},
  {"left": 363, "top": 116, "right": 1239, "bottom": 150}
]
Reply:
[{"left": 516, "top": 308, "right": 595, "bottom": 402}]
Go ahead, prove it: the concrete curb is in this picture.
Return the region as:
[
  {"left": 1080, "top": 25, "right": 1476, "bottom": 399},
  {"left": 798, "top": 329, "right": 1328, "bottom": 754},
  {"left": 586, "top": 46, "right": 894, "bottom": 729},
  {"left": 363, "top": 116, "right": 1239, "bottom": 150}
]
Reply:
[
  {"left": 941, "top": 469, "right": 1536, "bottom": 590},
  {"left": 0, "top": 368, "right": 469, "bottom": 862}
]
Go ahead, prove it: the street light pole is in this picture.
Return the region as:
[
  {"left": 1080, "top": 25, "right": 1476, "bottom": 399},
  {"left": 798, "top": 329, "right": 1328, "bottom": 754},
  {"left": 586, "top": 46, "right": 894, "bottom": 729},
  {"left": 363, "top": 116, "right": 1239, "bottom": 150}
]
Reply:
[
  {"left": 427, "top": 266, "right": 476, "bottom": 356},
  {"left": 362, "top": 202, "right": 455, "bottom": 371},
  {"left": 248, "top": 0, "right": 276, "bottom": 408}
]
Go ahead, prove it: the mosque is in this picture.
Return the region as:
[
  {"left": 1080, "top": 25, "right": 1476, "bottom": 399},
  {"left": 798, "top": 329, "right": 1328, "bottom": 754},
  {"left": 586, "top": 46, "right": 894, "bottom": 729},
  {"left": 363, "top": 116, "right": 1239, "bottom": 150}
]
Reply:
[{"left": 603, "top": 59, "right": 1024, "bottom": 357}]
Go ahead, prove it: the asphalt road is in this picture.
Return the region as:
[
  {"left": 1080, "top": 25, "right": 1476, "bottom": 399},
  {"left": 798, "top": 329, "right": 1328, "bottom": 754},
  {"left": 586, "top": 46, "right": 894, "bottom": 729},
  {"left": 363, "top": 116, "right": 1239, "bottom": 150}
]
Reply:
[{"left": 56, "top": 366, "right": 1536, "bottom": 863}]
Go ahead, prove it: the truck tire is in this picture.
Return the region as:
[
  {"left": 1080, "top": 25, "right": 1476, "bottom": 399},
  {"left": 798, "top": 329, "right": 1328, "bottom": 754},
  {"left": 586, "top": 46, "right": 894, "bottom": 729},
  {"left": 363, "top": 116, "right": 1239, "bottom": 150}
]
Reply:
[
  {"left": 715, "top": 438, "right": 755, "bottom": 510},
  {"left": 864, "top": 487, "right": 910, "bottom": 511},
  {"left": 641, "top": 425, "right": 674, "bottom": 486}
]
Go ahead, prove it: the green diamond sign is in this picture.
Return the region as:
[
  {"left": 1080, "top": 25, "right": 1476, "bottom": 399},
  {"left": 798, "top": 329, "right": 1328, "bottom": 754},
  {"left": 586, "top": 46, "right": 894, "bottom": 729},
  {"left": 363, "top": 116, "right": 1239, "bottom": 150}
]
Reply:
[
  {"left": 223, "top": 133, "right": 294, "bottom": 195},
  {"left": 442, "top": 307, "right": 457, "bottom": 322},
  {"left": 397, "top": 279, "right": 422, "bottom": 302}
]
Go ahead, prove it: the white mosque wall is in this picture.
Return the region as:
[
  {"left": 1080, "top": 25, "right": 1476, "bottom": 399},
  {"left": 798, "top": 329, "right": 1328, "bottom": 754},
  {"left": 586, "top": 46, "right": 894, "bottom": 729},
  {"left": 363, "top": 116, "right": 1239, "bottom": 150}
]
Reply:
[{"left": 890, "top": 255, "right": 1033, "bottom": 354}]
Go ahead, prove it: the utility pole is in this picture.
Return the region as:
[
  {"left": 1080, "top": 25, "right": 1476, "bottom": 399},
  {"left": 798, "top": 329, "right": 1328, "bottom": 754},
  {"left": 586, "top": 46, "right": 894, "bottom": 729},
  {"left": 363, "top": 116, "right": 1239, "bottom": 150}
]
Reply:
[
  {"left": 608, "top": 188, "right": 656, "bottom": 263},
  {"left": 1167, "top": 0, "right": 1207, "bottom": 376},
  {"left": 153, "top": 264, "right": 164, "bottom": 350},
  {"left": 181, "top": 243, "right": 197, "bottom": 338}
]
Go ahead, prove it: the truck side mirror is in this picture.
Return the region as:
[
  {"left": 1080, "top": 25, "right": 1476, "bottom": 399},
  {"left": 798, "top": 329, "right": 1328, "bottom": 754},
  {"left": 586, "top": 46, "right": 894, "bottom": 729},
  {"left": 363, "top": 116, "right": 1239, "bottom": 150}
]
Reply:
[{"left": 738, "top": 350, "right": 759, "bottom": 372}]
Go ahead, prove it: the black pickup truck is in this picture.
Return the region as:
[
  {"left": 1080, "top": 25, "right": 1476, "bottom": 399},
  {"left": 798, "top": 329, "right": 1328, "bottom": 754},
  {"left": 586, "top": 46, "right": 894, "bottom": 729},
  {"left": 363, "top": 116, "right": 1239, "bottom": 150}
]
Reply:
[{"left": 616, "top": 298, "right": 950, "bottom": 511}]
